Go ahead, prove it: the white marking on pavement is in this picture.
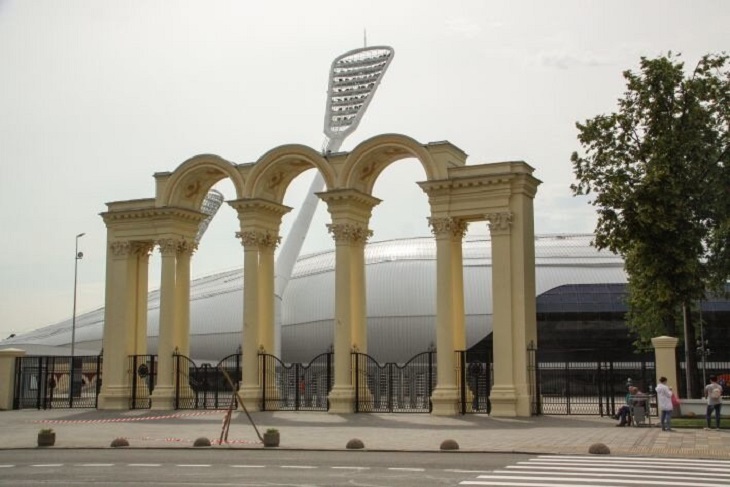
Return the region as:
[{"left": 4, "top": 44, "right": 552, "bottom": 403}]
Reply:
[
  {"left": 76, "top": 463, "right": 115, "bottom": 467},
  {"left": 474, "top": 475, "right": 722, "bottom": 486},
  {"left": 230, "top": 465, "right": 266, "bottom": 468},
  {"left": 280, "top": 465, "right": 317, "bottom": 469},
  {"left": 331, "top": 466, "right": 370, "bottom": 470},
  {"left": 445, "top": 469, "right": 493, "bottom": 473},
  {"left": 128, "top": 463, "right": 161, "bottom": 467},
  {"left": 542, "top": 455, "right": 730, "bottom": 465},
  {"left": 497, "top": 470, "right": 730, "bottom": 482},
  {"left": 512, "top": 462, "right": 730, "bottom": 474},
  {"left": 31, "top": 464, "right": 63, "bottom": 467},
  {"left": 177, "top": 464, "right": 211, "bottom": 467},
  {"left": 388, "top": 467, "right": 425, "bottom": 471},
  {"left": 0, "top": 465, "right": 14, "bottom": 468}
]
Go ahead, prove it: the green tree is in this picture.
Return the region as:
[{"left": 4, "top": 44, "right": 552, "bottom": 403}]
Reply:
[{"left": 570, "top": 53, "right": 730, "bottom": 397}]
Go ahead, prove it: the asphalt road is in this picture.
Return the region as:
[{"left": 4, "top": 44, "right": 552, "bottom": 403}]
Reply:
[{"left": 0, "top": 449, "right": 533, "bottom": 486}]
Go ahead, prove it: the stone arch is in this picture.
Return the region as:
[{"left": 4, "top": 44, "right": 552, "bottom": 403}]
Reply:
[
  {"left": 339, "top": 133, "right": 447, "bottom": 194},
  {"left": 159, "top": 154, "right": 245, "bottom": 210},
  {"left": 245, "top": 144, "right": 335, "bottom": 203}
]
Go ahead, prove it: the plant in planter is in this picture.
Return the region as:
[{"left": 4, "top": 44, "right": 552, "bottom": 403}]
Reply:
[
  {"left": 262, "top": 428, "right": 279, "bottom": 447},
  {"left": 37, "top": 428, "right": 55, "bottom": 447}
]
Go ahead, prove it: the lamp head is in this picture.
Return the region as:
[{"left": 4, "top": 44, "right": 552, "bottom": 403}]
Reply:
[{"left": 77, "top": 251, "right": 84, "bottom": 259}]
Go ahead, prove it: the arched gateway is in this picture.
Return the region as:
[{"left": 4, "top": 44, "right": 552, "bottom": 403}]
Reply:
[{"left": 98, "top": 133, "right": 540, "bottom": 417}]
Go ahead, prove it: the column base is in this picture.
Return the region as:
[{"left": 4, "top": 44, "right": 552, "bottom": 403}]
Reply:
[
  {"left": 327, "top": 385, "right": 355, "bottom": 414},
  {"left": 97, "top": 386, "right": 131, "bottom": 410},
  {"left": 237, "top": 385, "right": 262, "bottom": 412},
  {"left": 489, "top": 385, "right": 518, "bottom": 417},
  {"left": 150, "top": 385, "right": 176, "bottom": 410},
  {"left": 430, "top": 385, "right": 459, "bottom": 416}
]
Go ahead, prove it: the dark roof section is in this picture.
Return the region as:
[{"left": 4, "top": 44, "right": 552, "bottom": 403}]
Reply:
[{"left": 537, "top": 283, "right": 628, "bottom": 314}]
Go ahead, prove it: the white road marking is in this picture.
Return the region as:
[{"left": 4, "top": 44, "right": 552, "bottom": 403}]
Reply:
[
  {"left": 75, "top": 463, "right": 115, "bottom": 467},
  {"left": 0, "top": 465, "right": 14, "bottom": 468},
  {"left": 388, "top": 467, "right": 425, "bottom": 471},
  {"left": 230, "top": 465, "right": 266, "bottom": 468},
  {"left": 331, "top": 466, "right": 370, "bottom": 470},
  {"left": 128, "top": 463, "right": 161, "bottom": 467},
  {"left": 280, "top": 465, "right": 318, "bottom": 469},
  {"left": 31, "top": 464, "right": 63, "bottom": 467},
  {"left": 177, "top": 464, "right": 211, "bottom": 467}
]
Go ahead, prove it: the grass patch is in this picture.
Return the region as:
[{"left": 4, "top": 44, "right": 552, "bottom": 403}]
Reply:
[{"left": 670, "top": 417, "right": 727, "bottom": 429}]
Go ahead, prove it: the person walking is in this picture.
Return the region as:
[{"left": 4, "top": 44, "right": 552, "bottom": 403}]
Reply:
[
  {"left": 704, "top": 375, "right": 724, "bottom": 430},
  {"left": 655, "top": 376, "right": 673, "bottom": 432}
]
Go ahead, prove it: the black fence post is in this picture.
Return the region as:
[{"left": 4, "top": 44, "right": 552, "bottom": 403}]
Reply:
[{"left": 458, "top": 351, "right": 466, "bottom": 415}]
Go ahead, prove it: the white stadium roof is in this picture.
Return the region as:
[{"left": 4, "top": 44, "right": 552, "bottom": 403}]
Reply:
[{"left": 1, "top": 234, "right": 626, "bottom": 362}]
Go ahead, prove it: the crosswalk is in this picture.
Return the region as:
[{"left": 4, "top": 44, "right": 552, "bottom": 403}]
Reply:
[{"left": 460, "top": 455, "right": 730, "bottom": 487}]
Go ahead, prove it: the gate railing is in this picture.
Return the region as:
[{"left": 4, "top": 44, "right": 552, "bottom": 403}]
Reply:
[
  {"left": 532, "top": 348, "right": 655, "bottom": 416},
  {"left": 174, "top": 352, "right": 241, "bottom": 409},
  {"left": 353, "top": 351, "right": 435, "bottom": 413},
  {"left": 129, "top": 354, "right": 156, "bottom": 409},
  {"left": 457, "top": 350, "right": 493, "bottom": 414},
  {"left": 14, "top": 355, "right": 102, "bottom": 409},
  {"left": 260, "top": 352, "right": 332, "bottom": 411}
]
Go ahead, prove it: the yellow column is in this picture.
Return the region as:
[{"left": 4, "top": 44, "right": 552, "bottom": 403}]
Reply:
[
  {"left": 652, "top": 336, "right": 679, "bottom": 395},
  {"left": 428, "top": 217, "right": 463, "bottom": 416},
  {"left": 508, "top": 191, "right": 538, "bottom": 417},
  {"left": 451, "top": 226, "right": 467, "bottom": 351},
  {"left": 175, "top": 240, "right": 195, "bottom": 358},
  {"left": 134, "top": 243, "right": 153, "bottom": 356},
  {"left": 150, "top": 238, "right": 178, "bottom": 410},
  {"left": 258, "top": 234, "right": 280, "bottom": 355},
  {"left": 238, "top": 230, "right": 262, "bottom": 411},
  {"left": 487, "top": 212, "right": 518, "bottom": 417},
  {"left": 98, "top": 240, "right": 138, "bottom": 409},
  {"left": 327, "top": 223, "right": 357, "bottom": 413}
]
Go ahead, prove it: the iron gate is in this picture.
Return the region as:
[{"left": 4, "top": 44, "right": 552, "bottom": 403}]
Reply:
[
  {"left": 14, "top": 355, "right": 102, "bottom": 409},
  {"left": 260, "top": 352, "right": 333, "bottom": 411},
  {"left": 129, "top": 355, "right": 157, "bottom": 409},
  {"left": 457, "top": 350, "right": 493, "bottom": 414},
  {"left": 530, "top": 346, "right": 656, "bottom": 416},
  {"left": 353, "top": 351, "right": 436, "bottom": 413},
  {"left": 174, "top": 353, "right": 241, "bottom": 409}
]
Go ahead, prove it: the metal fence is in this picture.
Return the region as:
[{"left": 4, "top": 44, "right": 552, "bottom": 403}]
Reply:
[
  {"left": 14, "top": 355, "right": 102, "bottom": 409},
  {"left": 129, "top": 354, "right": 157, "bottom": 409},
  {"left": 353, "top": 351, "right": 436, "bottom": 413},
  {"left": 531, "top": 347, "right": 656, "bottom": 416},
  {"left": 260, "top": 352, "right": 333, "bottom": 411},
  {"left": 174, "top": 353, "right": 241, "bottom": 409}
]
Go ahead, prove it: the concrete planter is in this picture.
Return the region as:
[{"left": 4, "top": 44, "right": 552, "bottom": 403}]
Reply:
[{"left": 678, "top": 399, "right": 708, "bottom": 417}]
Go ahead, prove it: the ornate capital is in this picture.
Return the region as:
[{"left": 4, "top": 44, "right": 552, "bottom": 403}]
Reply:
[
  {"left": 109, "top": 240, "right": 131, "bottom": 257},
  {"left": 486, "top": 212, "right": 513, "bottom": 235},
  {"left": 154, "top": 238, "right": 196, "bottom": 256},
  {"left": 235, "top": 230, "right": 281, "bottom": 249},
  {"left": 132, "top": 242, "right": 154, "bottom": 258},
  {"left": 327, "top": 223, "right": 372, "bottom": 243},
  {"left": 428, "top": 217, "right": 468, "bottom": 238}
]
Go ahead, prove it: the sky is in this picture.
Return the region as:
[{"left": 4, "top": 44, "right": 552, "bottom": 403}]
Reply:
[{"left": 1, "top": 0, "right": 728, "bottom": 340}]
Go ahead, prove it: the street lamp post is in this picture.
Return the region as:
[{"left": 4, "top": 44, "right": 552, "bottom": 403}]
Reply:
[
  {"left": 70, "top": 233, "right": 85, "bottom": 403},
  {"left": 71, "top": 232, "right": 85, "bottom": 359}
]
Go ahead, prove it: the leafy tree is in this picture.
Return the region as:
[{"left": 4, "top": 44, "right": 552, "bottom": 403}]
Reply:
[{"left": 570, "top": 53, "right": 730, "bottom": 397}]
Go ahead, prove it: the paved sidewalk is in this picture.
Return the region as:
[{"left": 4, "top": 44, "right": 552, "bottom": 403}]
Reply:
[{"left": 1, "top": 409, "right": 728, "bottom": 459}]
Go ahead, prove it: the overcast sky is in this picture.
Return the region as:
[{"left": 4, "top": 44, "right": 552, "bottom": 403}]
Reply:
[{"left": 1, "top": 0, "right": 728, "bottom": 340}]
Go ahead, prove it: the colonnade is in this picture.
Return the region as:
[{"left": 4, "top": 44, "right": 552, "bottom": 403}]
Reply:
[{"left": 97, "top": 134, "right": 540, "bottom": 416}]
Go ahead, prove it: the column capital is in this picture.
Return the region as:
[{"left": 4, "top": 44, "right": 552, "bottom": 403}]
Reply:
[
  {"left": 428, "top": 217, "right": 467, "bottom": 238},
  {"left": 109, "top": 240, "right": 132, "bottom": 257},
  {"left": 327, "top": 223, "right": 372, "bottom": 243},
  {"left": 486, "top": 211, "right": 513, "bottom": 235},
  {"left": 155, "top": 237, "right": 196, "bottom": 256},
  {"left": 235, "top": 230, "right": 281, "bottom": 249}
]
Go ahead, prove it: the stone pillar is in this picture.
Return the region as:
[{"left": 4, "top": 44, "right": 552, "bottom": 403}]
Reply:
[
  {"left": 652, "top": 336, "right": 679, "bottom": 394},
  {"left": 98, "top": 240, "right": 138, "bottom": 409},
  {"left": 134, "top": 243, "right": 154, "bottom": 355},
  {"left": 428, "top": 217, "right": 466, "bottom": 416},
  {"left": 174, "top": 240, "right": 195, "bottom": 358},
  {"left": 486, "top": 212, "right": 518, "bottom": 417},
  {"left": 319, "top": 189, "right": 380, "bottom": 414},
  {"left": 257, "top": 233, "right": 280, "bottom": 355},
  {"left": 0, "top": 348, "right": 26, "bottom": 410},
  {"left": 229, "top": 198, "right": 290, "bottom": 412},
  {"left": 150, "top": 238, "right": 179, "bottom": 409},
  {"left": 327, "top": 222, "right": 372, "bottom": 413}
]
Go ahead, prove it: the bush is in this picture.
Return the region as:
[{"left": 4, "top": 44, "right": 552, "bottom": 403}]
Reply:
[{"left": 110, "top": 438, "right": 129, "bottom": 448}]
